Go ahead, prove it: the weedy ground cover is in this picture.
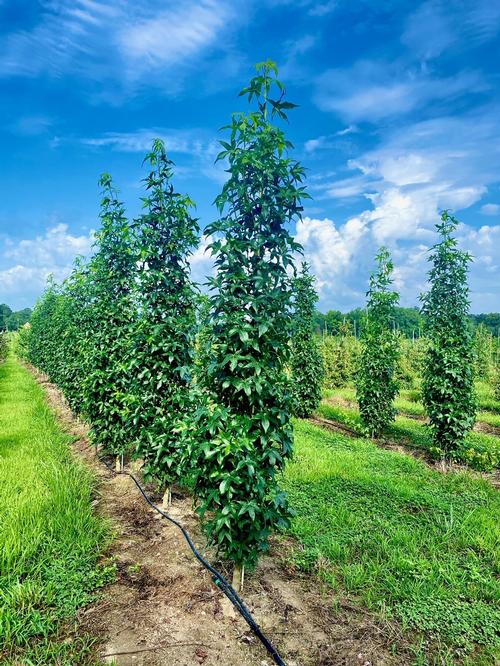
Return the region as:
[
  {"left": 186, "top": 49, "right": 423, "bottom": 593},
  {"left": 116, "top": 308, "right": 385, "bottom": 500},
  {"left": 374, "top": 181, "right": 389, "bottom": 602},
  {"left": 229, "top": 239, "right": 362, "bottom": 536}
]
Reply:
[
  {"left": 318, "top": 399, "right": 500, "bottom": 471},
  {"left": 285, "top": 420, "right": 500, "bottom": 664},
  {"left": 0, "top": 353, "right": 112, "bottom": 664}
]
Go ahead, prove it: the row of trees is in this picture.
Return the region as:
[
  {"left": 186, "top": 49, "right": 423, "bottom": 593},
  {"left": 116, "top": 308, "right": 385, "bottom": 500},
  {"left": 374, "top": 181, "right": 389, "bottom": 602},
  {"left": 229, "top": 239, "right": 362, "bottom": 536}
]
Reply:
[
  {"left": 23, "top": 63, "right": 311, "bottom": 588},
  {"left": 353, "top": 212, "right": 478, "bottom": 457},
  {"left": 0, "top": 305, "right": 32, "bottom": 332},
  {"left": 315, "top": 306, "right": 500, "bottom": 338},
  {"left": 19, "top": 61, "right": 489, "bottom": 581}
]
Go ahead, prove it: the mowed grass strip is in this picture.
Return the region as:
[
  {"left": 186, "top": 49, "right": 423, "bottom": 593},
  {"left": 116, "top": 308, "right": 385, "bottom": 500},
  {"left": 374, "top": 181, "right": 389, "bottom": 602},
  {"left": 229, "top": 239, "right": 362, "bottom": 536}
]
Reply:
[
  {"left": 0, "top": 352, "right": 112, "bottom": 664},
  {"left": 285, "top": 421, "right": 500, "bottom": 662}
]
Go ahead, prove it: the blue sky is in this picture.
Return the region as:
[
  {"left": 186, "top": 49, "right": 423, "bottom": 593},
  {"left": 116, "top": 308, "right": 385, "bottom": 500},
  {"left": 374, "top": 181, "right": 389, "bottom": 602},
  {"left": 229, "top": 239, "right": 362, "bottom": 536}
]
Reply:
[{"left": 1, "top": 0, "right": 499, "bottom": 312}]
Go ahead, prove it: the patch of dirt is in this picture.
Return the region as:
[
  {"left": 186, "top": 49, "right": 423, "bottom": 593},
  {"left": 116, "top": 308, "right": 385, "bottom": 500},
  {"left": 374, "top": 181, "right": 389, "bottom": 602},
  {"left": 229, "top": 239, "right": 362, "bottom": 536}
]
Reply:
[
  {"left": 29, "top": 364, "right": 416, "bottom": 666},
  {"left": 474, "top": 420, "right": 500, "bottom": 437}
]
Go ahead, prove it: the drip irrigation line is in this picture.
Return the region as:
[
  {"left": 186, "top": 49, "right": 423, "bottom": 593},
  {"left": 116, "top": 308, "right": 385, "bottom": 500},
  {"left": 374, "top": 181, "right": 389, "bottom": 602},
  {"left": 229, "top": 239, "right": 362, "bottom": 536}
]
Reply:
[{"left": 98, "top": 453, "right": 287, "bottom": 666}]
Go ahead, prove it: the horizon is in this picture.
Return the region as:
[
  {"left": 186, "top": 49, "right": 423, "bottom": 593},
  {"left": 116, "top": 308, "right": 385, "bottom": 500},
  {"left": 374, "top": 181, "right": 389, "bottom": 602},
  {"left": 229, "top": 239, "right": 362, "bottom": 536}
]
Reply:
[{"left": 1, "top": 1, "right": 499, "bottom": 312}]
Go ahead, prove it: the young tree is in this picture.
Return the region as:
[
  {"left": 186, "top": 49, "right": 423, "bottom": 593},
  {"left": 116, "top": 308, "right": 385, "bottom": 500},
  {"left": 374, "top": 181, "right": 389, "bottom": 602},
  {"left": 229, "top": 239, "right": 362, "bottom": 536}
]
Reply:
[
  {"left": 356, "top": 247, "right": 400, "bottom": 437},
  {"left": 291, "top": 262, "right": 324, "bottom": 417},
  {"left": 420, "top": 211, "right": 476, "bottom": 455},
  {"left": 493, "top": 362, "right": 500, "bottom": 402},
  {"left": 131, "top": 140, "right": 199, "bottom": 504},
  {"left": 474, "top": 323, "right": 494, "bottom": 380},
  {"left": 193, "top": 61, "right": 305, "bottom": 589},
  {"left": 83, "top": 175, "right": 136, "bottom": 465}
]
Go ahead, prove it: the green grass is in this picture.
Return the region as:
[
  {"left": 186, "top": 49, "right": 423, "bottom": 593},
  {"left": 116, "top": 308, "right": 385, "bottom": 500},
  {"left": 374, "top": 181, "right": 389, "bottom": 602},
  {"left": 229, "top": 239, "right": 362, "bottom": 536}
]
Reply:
[
  {"left": 318, "top": 394, "right": 500, "bottom": 471},
  {"left": 0, "top": 352, "right": 112, "bottom": 664},
  {"left": 285, "top": 420, "right": 500, "bottom": 663}
]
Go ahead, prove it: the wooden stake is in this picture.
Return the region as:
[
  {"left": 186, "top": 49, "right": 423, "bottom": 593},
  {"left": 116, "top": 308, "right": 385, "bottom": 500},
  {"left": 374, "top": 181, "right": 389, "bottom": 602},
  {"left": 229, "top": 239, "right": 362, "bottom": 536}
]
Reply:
[
  {"left": 115, "top": 455, "right": 123, "bottom": 472},
  {"left": 162, "top": 486, "right": 171, "bottom": 509},
  {"left": 232, "top": 564, "right": 244, "bottom": 592}
]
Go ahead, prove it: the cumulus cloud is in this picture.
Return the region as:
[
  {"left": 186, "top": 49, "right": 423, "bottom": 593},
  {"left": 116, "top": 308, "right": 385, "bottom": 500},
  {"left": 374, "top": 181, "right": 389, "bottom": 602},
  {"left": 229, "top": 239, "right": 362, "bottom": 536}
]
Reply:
[{"left": 0, "top": 223, "right": 94, "bottom": 308}]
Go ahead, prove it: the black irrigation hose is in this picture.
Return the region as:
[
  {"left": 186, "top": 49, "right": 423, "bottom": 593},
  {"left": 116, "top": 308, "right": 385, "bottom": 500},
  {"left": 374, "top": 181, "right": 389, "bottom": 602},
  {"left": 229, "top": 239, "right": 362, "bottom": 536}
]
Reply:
[{"left": 98, "top": 454, "right": 287, "bottom": 666}]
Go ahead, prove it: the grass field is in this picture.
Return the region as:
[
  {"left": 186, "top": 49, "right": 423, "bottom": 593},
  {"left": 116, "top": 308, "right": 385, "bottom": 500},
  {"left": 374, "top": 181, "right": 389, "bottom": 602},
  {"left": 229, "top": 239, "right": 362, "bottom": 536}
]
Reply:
[
  {"left": 286, "top": 420, "right": 500, "bottom": 664},
  {"left": 0, "top": 353, "right": 112, "bottom": 665},
  {"left": 319, "top": 387, "right": 500, "bottom": 471}
]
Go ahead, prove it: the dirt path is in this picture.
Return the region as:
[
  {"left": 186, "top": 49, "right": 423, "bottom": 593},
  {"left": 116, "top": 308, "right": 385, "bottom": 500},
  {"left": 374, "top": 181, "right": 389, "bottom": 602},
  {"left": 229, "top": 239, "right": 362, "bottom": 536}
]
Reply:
[{"left": 30, "top": 367, "right": 412, "bottom": 666}]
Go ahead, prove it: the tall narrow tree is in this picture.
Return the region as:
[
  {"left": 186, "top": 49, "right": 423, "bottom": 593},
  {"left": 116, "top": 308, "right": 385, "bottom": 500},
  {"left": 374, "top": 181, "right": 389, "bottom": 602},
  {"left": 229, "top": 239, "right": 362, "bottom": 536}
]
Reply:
[
  {"left": 193, "top": 61, "right": 305, "bottom": 588},
  {"left": 291, "top": 262, "right": 324, "bottom": 417},
  {"left": 356, "top": 247, "right": 400, "bottom": 437},
  {"left": 420, "top": 211, "right": 476, "bottom": 454},
  {"left": 131, "top": 140, "right": 199, "bottom": 504},
  {"left": 83, "top": 174, "right": 136, "bottom": 465}
]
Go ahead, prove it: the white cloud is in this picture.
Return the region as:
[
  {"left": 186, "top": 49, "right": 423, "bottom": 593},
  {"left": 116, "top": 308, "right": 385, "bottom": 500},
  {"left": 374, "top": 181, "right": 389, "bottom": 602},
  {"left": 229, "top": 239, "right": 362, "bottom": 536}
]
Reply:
[
  {"left": 315, "top": 61, "right": 486, "bottom": 122},
  {"left": 117, "top": 2, "right": 233, "bottom": 82},
  {"left": 480, "top": 203, "right": 500, "bottom": 216},
  {"left": 0, "top": 224, "right": 94, "bottom": 307},
  {"left": 82, "top": 129, "right": 206, "bottom": 155},
  {"left": 402, "top": 0, "right": 500, "bottom": 61},
  {"left": 0, "top": 0, "right": 239, "bottom": 97},
  {"left": 295, "top": 215, "right": 368, "bottom": 303}
]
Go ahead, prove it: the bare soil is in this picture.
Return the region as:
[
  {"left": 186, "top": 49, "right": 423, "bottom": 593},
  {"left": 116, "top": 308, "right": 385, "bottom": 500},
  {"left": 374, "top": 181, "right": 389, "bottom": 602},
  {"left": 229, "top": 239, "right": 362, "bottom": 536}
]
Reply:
[{"left": 29, "top": 366, "right": 415, "bottom": 666}]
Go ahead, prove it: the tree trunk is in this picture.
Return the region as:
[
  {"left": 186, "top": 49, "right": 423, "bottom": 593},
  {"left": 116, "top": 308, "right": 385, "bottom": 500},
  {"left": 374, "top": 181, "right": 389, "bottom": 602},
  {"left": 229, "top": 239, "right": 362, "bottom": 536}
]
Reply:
[
  {"left": 162, "top": 486, "right": 171, "bottom": 510},
  {"left": 232, "top": 564, "right": 245, "bottom": 592}
]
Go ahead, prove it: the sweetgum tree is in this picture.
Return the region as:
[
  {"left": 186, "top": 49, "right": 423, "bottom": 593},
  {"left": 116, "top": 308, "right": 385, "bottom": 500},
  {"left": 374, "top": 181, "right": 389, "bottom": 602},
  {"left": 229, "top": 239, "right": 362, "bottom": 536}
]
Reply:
[
  {"left": 356, "top": 247, "right": 400, "bottom": 437},
  {"left": 130, "top": 140, "right": 199, "bottom": 503},
  {"left": 59, "top": 260, "right": 94, "bottom": 415},
  {"left": 193, "top": 61, "right": 305, "bottom": 588},
  {"left": 83, "top": 175, "right": 136, "bottom": 464},
  {"left": 291, "top": 262, "right": 324, "bottom": 417},
  {"left": 28, "top": 281, "right": 60, "bottom": 377},
  {"left": 421, "top": 211, "right": 476, "bottom": 454}
]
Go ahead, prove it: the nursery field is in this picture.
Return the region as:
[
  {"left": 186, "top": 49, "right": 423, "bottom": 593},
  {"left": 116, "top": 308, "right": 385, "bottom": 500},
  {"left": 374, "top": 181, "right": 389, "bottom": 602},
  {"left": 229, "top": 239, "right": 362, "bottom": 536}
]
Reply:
[
  {"left": 3, "top": 62, "right": 500, "bottom": 666},
  {"left": 1, "top": 350, "right": 499, "bottom": 665}
]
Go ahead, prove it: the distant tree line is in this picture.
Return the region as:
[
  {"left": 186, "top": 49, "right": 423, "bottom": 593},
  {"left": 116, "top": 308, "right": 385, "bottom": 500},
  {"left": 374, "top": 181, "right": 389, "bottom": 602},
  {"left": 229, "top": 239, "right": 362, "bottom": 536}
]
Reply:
[
  {"left": 315, "top": 306, "right": 500, "bottom": 338},
  {"left": 0, "top": 304, "right": 32, "bottom": 331}
]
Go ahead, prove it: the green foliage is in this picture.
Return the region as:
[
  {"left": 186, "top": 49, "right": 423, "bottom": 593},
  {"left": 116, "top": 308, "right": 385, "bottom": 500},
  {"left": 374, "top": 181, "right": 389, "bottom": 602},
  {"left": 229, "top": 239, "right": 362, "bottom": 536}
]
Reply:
[
  {"left": 291, "top": 263, "right": 324, "bottom": 417},
  {"left": 356, "top": 247, "right": 400, "bottom": 437},
  {"left": 0, "top": 332, "right": 8, "bottom": 363},
  {"left": 421, "top": 211, "right": 477, "bottom": 455},
  {"left": 320, "top": 323, "right": 360, "bottom": 389},
  {"left": 130, "top": 140, "right": 199, "bottom": 488},
  {"left": 0, "top": 305, "right": 32, "bottom": 332},
  {"left": 192, "top": 61, "right": 305, "bottom": 568},
  {"left": 82, "top": 175, "right": 136, "bottom": 456},
  {"left": 12, "top": 325, "right": 31, "bottom": 361},
  {"left": 395, "top": 335, "right": 428, "bottom": 389},
  {"left": 494, "top": 364, "right": 500, "bottom": 402},
  {"left": 474, "top": 323, "right": 494, "bottom": 380}
]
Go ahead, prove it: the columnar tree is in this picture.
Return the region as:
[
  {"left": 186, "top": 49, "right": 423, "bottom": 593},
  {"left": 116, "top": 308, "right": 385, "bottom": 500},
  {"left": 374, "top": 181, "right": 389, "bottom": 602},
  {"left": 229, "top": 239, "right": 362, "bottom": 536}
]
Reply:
[
  {"left": 291, "top": 262, "right": 324, "bottom": 417},
  {"left": 28, "top": 280, "right": 60, "bottom": 377},
  {"left": 131, "top": 140, "right": 199, "bottom": 504},
  {"left": 193, "top": 61, "right": 305, "bottom": 588},
  {"left": 83, "top": 175, "right": 136, "bottom": 464},
  {"left": 474, "top": 323, "right": 494, "bottom": 380},
  {"left": 60, "top": 260, "right": 94, "bottom": 415},
  {"left": 356, "top": 247, "right": 400, "bottom": 437},
  {"left": 420, "top": 211, "right": 476, "bottom": 454},
  {"left": 493, "top": 362, "right": 500, "bottom": 401}
]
